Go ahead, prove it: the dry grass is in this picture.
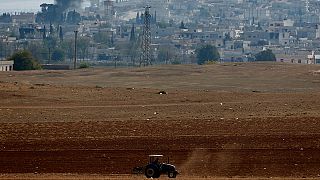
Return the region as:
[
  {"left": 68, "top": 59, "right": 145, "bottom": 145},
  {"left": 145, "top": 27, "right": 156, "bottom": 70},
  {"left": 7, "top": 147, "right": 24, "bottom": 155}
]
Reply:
[{"left": 1, "top": 63, "right": 319, "bottom": 92}]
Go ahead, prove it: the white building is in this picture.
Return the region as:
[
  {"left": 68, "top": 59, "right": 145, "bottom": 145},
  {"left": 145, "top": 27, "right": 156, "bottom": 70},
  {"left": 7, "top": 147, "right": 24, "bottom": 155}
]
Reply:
[
  {"left": 314, "top": 55, "right": 320, "bottom": 64},
  {"left": 0, "top": 61, "right": 14, "bottom": 71}
]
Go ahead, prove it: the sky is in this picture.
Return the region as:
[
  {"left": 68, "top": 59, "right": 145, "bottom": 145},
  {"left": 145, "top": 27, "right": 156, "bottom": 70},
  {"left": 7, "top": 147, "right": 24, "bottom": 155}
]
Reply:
[{"left": 0, "top": 0, "right": 54, "bottom": 13}]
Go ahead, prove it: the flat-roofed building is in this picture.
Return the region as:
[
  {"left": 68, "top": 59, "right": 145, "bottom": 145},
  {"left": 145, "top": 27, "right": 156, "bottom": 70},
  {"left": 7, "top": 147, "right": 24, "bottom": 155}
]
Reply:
[
  {"left": 314, "top": 55, "right": 320, "bottom": 64},
  {"left": 0, "top": 61, "right": 14, "bottom": 71},
  {"left": 12, "top": 13, "right": 35, "bottom": 24}
]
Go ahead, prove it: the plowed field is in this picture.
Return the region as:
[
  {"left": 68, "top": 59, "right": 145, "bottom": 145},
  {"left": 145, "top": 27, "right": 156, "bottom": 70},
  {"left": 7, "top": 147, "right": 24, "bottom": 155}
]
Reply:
[{"left": 0, "top": 63, "right": 320, "bottom": 179}]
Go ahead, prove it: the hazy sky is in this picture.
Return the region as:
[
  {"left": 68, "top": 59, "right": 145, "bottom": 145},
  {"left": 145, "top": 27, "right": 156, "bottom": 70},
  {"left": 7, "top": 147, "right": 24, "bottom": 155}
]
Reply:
[{"left": 0, "top": 0, "right": 54, "bottom": 12}]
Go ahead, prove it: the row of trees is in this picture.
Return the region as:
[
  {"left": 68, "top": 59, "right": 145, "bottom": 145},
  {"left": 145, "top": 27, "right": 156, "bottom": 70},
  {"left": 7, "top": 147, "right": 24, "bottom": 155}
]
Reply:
[
  {"left": 7, "top": 42, "right": 276, "bottom": 71},
  {"left": 195, "top": 44, "right": 276, "bottom": 65},
  {"left": 8, "top": 45, "right": 277, "bottom": 71},
  {"left": 8, "top": 49, "right": 95, "bottom": 71},
  {"left": 22, "top": 35, "right": 92, "bottom": 64}
]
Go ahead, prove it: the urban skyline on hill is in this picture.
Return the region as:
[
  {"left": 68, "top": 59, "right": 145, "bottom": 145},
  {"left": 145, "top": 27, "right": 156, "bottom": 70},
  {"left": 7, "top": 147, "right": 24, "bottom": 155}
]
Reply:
[
  {"left": 0, "top": 0, "right": 320, "bottom": 65},
  {"left": 0, "top": 0, "right": 54, "bottom": 13}
]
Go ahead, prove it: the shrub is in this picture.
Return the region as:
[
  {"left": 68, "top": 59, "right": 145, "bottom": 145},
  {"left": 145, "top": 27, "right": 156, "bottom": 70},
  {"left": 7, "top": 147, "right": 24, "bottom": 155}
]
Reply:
[
  {"left": 79, "top": 62, "right": 90, "bottom": 69},
  {"left": 255, "top": 49, "right": 276, "bottom": 61},
  {"left": 196, "top": 44, "right": 220, "bottom": 65},
  {"left": 10, "top": 50, "right": 41, "bottom": 71}
]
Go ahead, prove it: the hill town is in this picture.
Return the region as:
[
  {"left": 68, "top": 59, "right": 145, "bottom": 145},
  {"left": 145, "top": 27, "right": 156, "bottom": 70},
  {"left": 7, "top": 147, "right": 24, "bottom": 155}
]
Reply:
[{"left": 0, "top": 0, "right": 320, "bottom": 71}]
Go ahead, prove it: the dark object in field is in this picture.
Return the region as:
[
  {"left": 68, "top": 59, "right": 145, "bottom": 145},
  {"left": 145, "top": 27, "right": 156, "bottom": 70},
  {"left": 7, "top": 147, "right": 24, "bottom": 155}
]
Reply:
[
  {"left": 133, "top": 155, "right": 178, "bottom": 178},
  {"left": 158, "top": 90, "right": 167, "bottom": 95}
]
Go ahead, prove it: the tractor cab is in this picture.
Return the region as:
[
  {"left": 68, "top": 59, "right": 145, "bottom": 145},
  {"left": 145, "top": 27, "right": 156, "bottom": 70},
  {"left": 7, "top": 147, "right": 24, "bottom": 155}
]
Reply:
[{"left": 149, "top": 154, "right": 163, "bottom": 164}]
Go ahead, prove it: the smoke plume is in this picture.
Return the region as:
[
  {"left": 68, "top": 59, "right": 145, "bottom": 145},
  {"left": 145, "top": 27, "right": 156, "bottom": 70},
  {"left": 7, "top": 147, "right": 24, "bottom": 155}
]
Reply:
[{"left": 55, "top": 0, "right": 83, "bottom": 12}]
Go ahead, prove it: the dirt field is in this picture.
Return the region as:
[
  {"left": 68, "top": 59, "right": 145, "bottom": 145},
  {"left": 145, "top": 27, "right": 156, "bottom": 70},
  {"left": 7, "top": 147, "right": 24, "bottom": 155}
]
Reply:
[{"left": 0, "top": 63, "right": 320, "bottom": 179}]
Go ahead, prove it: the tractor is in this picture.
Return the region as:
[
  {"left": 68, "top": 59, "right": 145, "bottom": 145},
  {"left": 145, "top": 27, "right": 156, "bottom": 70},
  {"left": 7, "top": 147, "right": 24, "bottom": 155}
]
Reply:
[{"left": 133, "top": 155, "right": 179, "bottom": 178}]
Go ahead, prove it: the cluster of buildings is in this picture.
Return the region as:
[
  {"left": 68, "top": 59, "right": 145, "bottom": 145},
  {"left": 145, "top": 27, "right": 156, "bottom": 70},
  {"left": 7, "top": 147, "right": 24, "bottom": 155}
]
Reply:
[{"left": 1, "top": 0, "right": 320, "bottom": 71}]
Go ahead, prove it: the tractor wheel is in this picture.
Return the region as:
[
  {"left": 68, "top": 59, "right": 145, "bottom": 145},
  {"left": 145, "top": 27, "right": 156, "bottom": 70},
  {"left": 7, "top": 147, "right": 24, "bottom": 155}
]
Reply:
[
  {"left": 168, "top": 171, "right": 177, "bottom": 178},
  {"left": 145, "top": 164, "right": 160, "bottom": 178}
]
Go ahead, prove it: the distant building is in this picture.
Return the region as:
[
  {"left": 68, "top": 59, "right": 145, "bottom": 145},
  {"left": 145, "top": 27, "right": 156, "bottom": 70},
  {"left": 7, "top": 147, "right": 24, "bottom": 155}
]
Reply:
[
  {"left": 308, "top": 52, "right": 320, "bottom": 64},
  {"left": 12, "top": 13, "right": 35, "bottom": 24},
  {"left": 0, "top": 61, "right": 14, "bottom": 71},
  {"left": 315, "top": 55, "right": 320, "bottom": 64},
  {"left": 103, "top": 0, "right": 115, "bottom": 19}
]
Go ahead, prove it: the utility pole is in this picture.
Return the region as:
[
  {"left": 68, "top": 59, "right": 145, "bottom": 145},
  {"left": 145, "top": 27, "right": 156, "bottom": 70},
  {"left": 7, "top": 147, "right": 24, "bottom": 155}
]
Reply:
[
  {"left": 59, "top": 26, "right": 64, "bottom": 43},
  {"left": 141, "top": 6, "right": 152, "bottom": 66},
  {"left": 7, "top": 42, "right": 10, "bottom": 59},
  {"left": 74, "top": 30, "right": 78, "bottom": 70},
  {"left": 4, "top": 42, "right": 7, "bottom": 60},
  {"left": 48, "top": 47, "right": 51, "bottom": 64},
  {"left": 166, "top": 51, "right": 169, "bottom": 64}
]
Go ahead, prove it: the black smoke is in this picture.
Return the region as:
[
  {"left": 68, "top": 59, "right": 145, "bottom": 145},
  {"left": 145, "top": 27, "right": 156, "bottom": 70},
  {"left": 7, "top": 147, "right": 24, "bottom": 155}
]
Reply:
[
  {"left": 36, "top": 0, "right": 83, "bottom": 24},
  {"left": 55, "top": 0, "right": 83, "bottom": 12}
]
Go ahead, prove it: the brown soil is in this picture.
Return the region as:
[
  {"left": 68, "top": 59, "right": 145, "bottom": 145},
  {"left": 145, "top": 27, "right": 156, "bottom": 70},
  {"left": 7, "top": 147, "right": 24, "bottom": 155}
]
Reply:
[{"left": 0, "top": 63, "right": 320, "bottom": 179}]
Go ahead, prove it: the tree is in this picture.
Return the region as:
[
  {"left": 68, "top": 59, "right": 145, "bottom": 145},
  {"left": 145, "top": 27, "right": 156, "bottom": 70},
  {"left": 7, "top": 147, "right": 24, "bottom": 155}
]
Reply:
[
  {"left": 79, "top": 62, "right": 90, "bottom": 69},
  {"left": 59, "top": 26, "right": 64, "bottom": 42},
  {"left": 255, "top": 49, "right": 276, "bottom": 61},
  {"left": 157, "top": 20, "right": 168, "bottom": 29},
  {"left": 51, "top": 48, "right": 65, "bottom": 62},
  {"left": 157, "top": 48, "right": 169, "bottom": 63},
  {"left": 179, "top": 21, "right": 186, "bottom": 29},
  {"left": 157, "top": 46, "right": 177, "bottom": 64},
  {"left": 93, "top": 32, "right": 112, "bottom": 47},
  {"left": 26, "top": 42, "right": 48, "bottom": 63},
  {"left": 196, "top": 44, "right": 220, "bottom": 65},
  {"left": 60, "top": 39, "right": 74, "bottom": 61},
  {"left": 44, "top": 36, "right": 57, "bottom": 50},
  {"left": 224, "top": 33, "right": 232, "bottom": 41},
  {"left": 128, "top": 34, "right": 142, "bottom": 66},
  {"left": 0, "top": 41, "right": 4, "bottom": 59},
  {"left": 77, "top": 37, "right": 90, "bottom": 60},
  {"left": 9, "top": 50, "right": 41, "bottom": 71},
  {"left": 130, "top": 24, "right": 136, "bottom": 42},
  {"left": 66, "top": 10, "right": 81, "bottom": 24}
]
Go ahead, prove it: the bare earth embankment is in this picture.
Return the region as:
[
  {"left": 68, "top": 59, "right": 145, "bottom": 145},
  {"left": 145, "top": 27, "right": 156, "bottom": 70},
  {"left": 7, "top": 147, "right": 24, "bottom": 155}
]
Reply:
[{"left": 0, "top": 63, "right": 320, "bottom": 179}]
